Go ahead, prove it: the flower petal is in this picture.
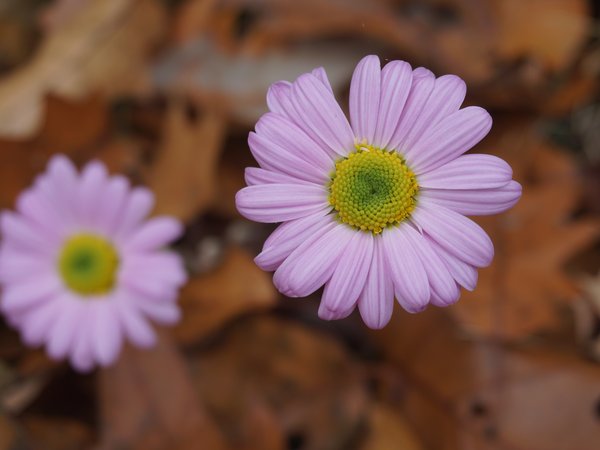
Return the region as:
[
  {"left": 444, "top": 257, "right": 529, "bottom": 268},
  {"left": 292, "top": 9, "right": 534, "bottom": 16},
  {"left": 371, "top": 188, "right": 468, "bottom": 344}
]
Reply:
[
  {"left": 350, "top": 55, "right": 381, "bottom": 144},
  {"left": 114, "top": 188, "right": 155, "bottom": 240},
  {"left": 78, "top": 160, "right": 108, "bottom": 227},
  {"left": 381, "top": 225, "right": 430, "bottom": 313},
  {"left": 290, "top": 73, "right": 355, "bottom": 157},
  {"left": 236, "top": 184, "right": 329, "bottom": 223},
  {"left": 16, "top": 188, "right": 66, "bottom": 239},
  {"left": 373, "top": 60, "right": 413, "bottom": 149},
  {"left": 402, "top": 226, "right": 459, "bottom": 305},
  {"left": 311, "top": 67, "right": 334, "bottom": 93},
  {"left": 115, "top": 298, "right": 156, "bottom": 348},
  {"left": 320, "top": 231, "right": 373, "bottom": 317},
  {"left": 46, "top": 294, "right": 82, "bottom": 359},
  {"left": 244, "top": 167, "right": 314, "bottom": 186},
  {"left": 266, "top": 81, "right": 293, "bottom": 118},
  {"left": 425, "top": 236, "right": 478, "bottom": 291},
  {"left": 121, "top": 252, "right": 187, "bottom": 288},
  {"left": 19, "top": 296, "right": 62, "bottom": 347},
  {"left": 358, "top": 239, "right": 394, "bottom": 329},
  {"left": 123, "top": 217, "right": 183, "bottom": 252},
  {"left": 91, "top": 300, "right": 123, "bottom": 367},
  {"left": 1, "top": 272, "right": 62, "bottom": 313},
  {"left": 387, "top": 69, "right": 435, "bottom": 152},
  {"left": 248, "top": 132, "right": 329, "bottom": 184},
  {"left": 408, "top": 106, "right": 492, "bottom": 174},
  {"left": 96, "top": 175, "right": 129, "bottom": 235},
  {"left": 255, "top": 210, "right": 334, "bottom": 271},
  {"left": 412, "top": 202, "right": 494, "bottom": 268},
  {"left": 255, "top": 112, "right": 333, "bottom": 174},
  {"left": 418, "top": 154, "right": 513, "bottom": 190},
  {"left": 401, "top": 74, "right": 467, "bottom": 156},
  {"left": 0, "top": 212, "right": 59, "bottom": 255},
  {"left": 421, "top": 180, "right": 522, "bottom": 216},
  {"left": 273, "top": 224, "right": 353, "bottom": 297}
]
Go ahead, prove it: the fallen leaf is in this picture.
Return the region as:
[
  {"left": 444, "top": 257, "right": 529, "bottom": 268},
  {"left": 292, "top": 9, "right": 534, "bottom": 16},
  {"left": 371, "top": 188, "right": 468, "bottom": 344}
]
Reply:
[
  {"left": 449, "top": 117, "right": 600, "bottom": 340},
  {"left": 174, "top": 246, "right": 277, "bottom": 344},
  {"left": 98, "top": 329, "right": 228, "bottom": 450},
  {"left": 359, "top": 403, "right": 423, "bottom": 450},
  {"left": 147, "top": 103, "right": 226, "bottom": 222},
  {"left": 0, "top": 0, "right": 165, "bottom": 137}
]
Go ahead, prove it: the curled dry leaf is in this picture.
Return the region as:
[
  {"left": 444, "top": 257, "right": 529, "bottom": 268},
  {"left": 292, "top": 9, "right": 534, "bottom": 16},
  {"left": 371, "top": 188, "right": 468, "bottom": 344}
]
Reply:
[
  {"left": 0, "top": 0, "right": 165, "bottom": 137},
  {"left": 174, "top": 246, "right": 277, "bottom": 345},
  {"left": 147, "top": 104, "right": 226, "bottom": 222},
  {"left": 450, "top": 117, "right": 600, "bottom": 340}
]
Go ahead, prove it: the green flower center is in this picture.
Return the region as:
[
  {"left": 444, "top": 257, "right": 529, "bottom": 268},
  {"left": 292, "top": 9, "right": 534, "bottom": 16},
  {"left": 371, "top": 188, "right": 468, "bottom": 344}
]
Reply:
[
  {"left": 58, "top": 234, "right": 119, "bottom": 296},
  {"left": 328, "top": 145, "right": 419, "bottom": 234}
]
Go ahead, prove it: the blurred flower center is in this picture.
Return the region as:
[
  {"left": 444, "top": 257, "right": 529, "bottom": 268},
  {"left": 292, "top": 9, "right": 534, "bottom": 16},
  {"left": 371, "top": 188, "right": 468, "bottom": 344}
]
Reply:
[
  {"left": 328, "top": 145, "right": 419, "bottom": 234},
  {"left": 58, "top": 234, "right": 119, "bottom": 296}
]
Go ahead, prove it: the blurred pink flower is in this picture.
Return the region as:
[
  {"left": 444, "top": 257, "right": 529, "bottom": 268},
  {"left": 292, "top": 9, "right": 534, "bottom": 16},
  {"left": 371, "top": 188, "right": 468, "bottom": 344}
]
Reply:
[
  {"left": 236, "top": 55, "right": 522, "bottom": 329},
  {"left": 0, "top": 155, "right": 186, "bottom": 371}
]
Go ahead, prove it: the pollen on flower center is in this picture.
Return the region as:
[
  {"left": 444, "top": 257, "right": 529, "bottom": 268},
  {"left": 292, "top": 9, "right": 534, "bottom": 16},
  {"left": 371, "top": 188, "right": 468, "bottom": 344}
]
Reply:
[
  {"left": 328, "top": 145, "right": 419, "bottom": 234},
  {"left": 58, "top": 234, "right": 120, "bottom": 296}
]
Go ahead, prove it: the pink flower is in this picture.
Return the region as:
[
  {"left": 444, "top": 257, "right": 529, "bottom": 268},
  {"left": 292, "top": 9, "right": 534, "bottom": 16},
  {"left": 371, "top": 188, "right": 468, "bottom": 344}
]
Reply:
[
  {"left": 0, "top": 156, "right": 187, "bottom": 371},
  {"left": 236, "top": 55, "right": 521, "bottom": 329}
]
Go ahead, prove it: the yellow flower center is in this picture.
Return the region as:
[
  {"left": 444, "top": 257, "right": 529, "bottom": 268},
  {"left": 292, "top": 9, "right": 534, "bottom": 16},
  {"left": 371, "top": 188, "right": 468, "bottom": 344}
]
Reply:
[
  {"left": 328, "top": 145, "right": 419, "bottom": 234},
  {"left": 58, "top": 234, "right": 119, "bottom": 296}
]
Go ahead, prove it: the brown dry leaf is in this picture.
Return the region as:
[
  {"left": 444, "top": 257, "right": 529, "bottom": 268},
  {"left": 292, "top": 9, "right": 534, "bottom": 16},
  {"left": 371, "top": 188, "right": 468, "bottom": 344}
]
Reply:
[
  {"left": 368, "top": 306, "right": 600, "bottom": 450},
  {"left": 173, "top": 246, "right": 277, "bottom": 345},
  {"left": 0, "top": 415, "right": 17, "bottom": 450},
  {"left": 22, "top": 416, "right": 94, "bottom": 450},
  {"left": 191, "top": 316, "right": 368, "bottom": 450},
  {"left": 449, "top": 117, "right": 600, "bottom": 340},
  {"left": 0, "top": 0, "right": 165, "bottom": 137},
  {"left": 359, "top": 404, "right": 423, "bottom": 450},
  {"left": 98, "top": 329, "right": 228, "bottom": 450},
  {"left": 0, "top": 93, "right": 108, "bottom": 209},
  {"left": 147, "top": 104, "right": 226, "bottom": 222}
]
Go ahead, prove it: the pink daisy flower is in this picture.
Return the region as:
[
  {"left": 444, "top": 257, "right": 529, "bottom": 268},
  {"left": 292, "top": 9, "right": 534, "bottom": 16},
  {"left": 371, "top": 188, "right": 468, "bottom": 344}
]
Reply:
[
  {"left": 236, "top": 55, "right": 522, "bottom": 329},
  {"left": 0, "top": 155, "right": 187, "bottom": 371}
]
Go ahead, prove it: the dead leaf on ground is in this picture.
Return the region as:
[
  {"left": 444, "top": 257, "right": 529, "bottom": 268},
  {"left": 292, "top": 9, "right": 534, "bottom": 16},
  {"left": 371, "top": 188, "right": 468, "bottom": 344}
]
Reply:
[
  {"left": 0, "top": 0, "right": 165, "bottom": 137},
  {"left": 359, "top": 403, "right": 423, "bottom": 450},
  {"left": 191, "top": 316, "right": 369, "bottom": 450},
  {"left": 174, "top": 246, "right": 277, "bottom": 345},
  {"left": 147, "top": 103, "right": 226, "bottom": 222},
  {"left": 98, "top": 329, "right": 228, "bottom": 450},
  {"left": 449, "top": 116, "right": 600, "bottom": 340}
]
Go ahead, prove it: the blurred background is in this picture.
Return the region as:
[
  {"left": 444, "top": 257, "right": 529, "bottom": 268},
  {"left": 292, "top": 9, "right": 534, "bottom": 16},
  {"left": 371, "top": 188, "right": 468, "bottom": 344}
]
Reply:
[{"left": 0, "top": 0, "right": 599, "bottom": 449}]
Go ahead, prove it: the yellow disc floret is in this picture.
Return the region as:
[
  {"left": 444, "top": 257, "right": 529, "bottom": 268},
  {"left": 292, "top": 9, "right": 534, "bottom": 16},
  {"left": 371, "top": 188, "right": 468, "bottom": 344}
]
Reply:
[
  {"left": 58, "top": 234, "right": 119, "bottom": 296},
  {"left": 329, "top": 145, "right": 419, "bottom": 234}
]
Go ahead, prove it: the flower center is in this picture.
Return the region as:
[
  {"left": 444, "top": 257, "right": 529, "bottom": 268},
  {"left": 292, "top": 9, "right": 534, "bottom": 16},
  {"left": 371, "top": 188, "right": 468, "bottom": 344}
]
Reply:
[
  {"left": 328, "top": 145, "right": 419, "bottom": 234},
  {"left": 58, "top": 234, "right": 119, "bottom": 296}
]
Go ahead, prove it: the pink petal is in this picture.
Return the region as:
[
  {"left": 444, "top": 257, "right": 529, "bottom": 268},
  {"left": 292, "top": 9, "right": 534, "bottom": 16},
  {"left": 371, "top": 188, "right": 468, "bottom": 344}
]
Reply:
[
  {"left": 350, "top": 55, "right": 381, "bottom": 144},
  {"left": 381, "top": 225, "right": 430, "bottom": 313},
  {"left": 317, "top": 301, "right": 354, "bottom": 321},
  {"left": 400, "top": 74, "right": 466, "bottom": 157},
  {"left": 266, "top": 81, "right": 293, "bottom": 118},
  {"left": 70, "top": 311, "right": 95, "bottom": 372},
  {"left": 42, "top": 155, "right": 79, "bottom": 220},
  {"left": 373, "top": 60, "right": 412, "bottom": 149},
  {"left": 95, "top": 175, "right": 129, "bottom": 235},
  {"left": 255, "top": 113, "right": 333, "bottom": 175},
  {"left": 255, "top": 210, "right": 334, "bottom": 271},
  {"left": 120, "top": 252, "right": 187, "bottom": 288},
  {"left": 402, "top": 229, "right": 460, "bottom": 305},
  {"left": 408, "top": 106, "right": 492, "bottom": 174},
  {"left": 430, "top": 287, "right": 461, "bottom": 307},
  {"left": 115, "top": 298, "right": 156, "bottom": 348},
  {"left": 418, "top": 154, "right": 513, "bottom": 189},
  {"left": 19, "top": 296, "right": 62, "bottom": 347},
  {"left": 16, "top": 188, "right": 66, "bottom": 239},
  {"left": 91, "top": 300, "right": 123, "bottom": 367},
  {"left": 421, "top": 180, "right": 522, "bottom": 216},
  {"left": 248, "top": 132, "right": 329, "bottom": 184},
  {"left": 320, "top": 231, "right": 374, "bottom": 317},
  {"left": 412, "top": 202, "right": 494, "bottom": 268},
  {"left": 46, "top": 294, "right": 82, "bottom": 359},
  {"left": 114, "top": 188, "right": 155, "bottom": 240},
  {"left": 0, "top": 246, "right": 52, "bottom": 283},
  {"left": 236, "top": 184, "right": 329, "bottom": 223},
  {"left": 426, "top": 236, "right": 478, "bottom": 291},
  {"left": 0, "top": 212, "right": 59, "bottom": 255},
  {"left": 123, "top": 217, "right": 183, "bottom": 252},
  {"left": 387, "top": 69, "right": 435, "bottom": 152},
  {"left": 273, "top": 224, "right": 354, "bottom": 297},
  {"left": 129, "top": 290, "right": 181, "bottom": 325},
  {"left": 2, "top": 273, "right": 62, "bottom": 313},
  {"left": 78, "top": 160, "right": 108, "bottom": 227},
  {"left": 244, "top": 167, "right": 313, "bottom": 186},
  {"left": 358, "top": 239, "right": 394, "bottom": 329},
  {"left": 290, "top": 73, "right": 355, "bottom": 157},
  {"left": 311, "top": 67, "right": 334, "bottom": 93}
]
